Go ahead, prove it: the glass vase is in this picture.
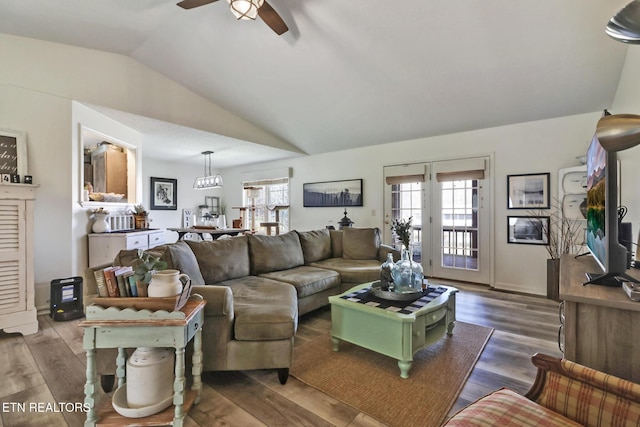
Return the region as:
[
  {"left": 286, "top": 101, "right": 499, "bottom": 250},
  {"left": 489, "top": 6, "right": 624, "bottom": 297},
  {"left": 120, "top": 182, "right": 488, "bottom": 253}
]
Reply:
[
  {"left": 380, "top": 252, "right": 396, "bottom": 291},
  {"left": 391, "top": 247, "right": 423, "bottom": 293}
]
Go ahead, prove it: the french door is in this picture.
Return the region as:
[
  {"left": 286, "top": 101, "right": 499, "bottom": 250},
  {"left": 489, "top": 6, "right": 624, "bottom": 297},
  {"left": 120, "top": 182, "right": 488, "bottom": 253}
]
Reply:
[{"left": 383, "top": 157, "right": 492, "bottom": 285}]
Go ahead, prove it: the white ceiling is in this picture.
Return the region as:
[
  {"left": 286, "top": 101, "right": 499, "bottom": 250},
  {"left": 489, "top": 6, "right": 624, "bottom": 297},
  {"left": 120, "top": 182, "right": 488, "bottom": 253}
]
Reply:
[{"left": 0, "top": 0, "right": 632, "bottom": 166}]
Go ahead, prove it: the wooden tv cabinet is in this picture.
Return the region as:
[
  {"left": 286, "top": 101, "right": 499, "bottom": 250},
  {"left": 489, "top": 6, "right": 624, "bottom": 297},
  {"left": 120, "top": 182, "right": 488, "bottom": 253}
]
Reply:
[{"left": 559, "top": 254, "right": 640, "bottom": 383}]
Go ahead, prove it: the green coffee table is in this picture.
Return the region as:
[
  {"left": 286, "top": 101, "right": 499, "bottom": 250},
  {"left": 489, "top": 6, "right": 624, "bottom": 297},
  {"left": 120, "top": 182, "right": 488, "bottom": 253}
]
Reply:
[{"left": 329, "top": 282, "right": 457, "bottom": 378}]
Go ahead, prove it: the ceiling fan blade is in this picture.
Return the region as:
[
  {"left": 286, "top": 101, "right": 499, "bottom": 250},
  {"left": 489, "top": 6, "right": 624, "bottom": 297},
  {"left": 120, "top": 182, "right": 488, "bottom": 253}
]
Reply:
[
  {"left": 258, "top": 1, "right": 289, "bottom": 35},
  {"left": 177, "top": 0, "right": 219, "bottom": 10}
]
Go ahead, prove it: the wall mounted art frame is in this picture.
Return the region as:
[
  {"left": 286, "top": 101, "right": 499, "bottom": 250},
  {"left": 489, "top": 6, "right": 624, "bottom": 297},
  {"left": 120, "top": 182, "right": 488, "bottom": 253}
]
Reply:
[
  {"left": 150, "top": 177, "right": 177, "bottom": 210},
  {"left": 303, "top": 179, "right": 363, "bottom": 207},
  {"left": 0, "top": 129, "right": 27, "bottom": 179},
  {"left": 507, "top": 172, "right": 550, "bottom": 209},
  {"left": 507, "top": 216, "right": 549, "bottom": 245}
]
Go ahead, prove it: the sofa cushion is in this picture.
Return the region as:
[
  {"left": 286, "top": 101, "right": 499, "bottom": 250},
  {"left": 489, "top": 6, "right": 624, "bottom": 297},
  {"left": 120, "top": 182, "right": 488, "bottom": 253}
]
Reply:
[
  {"left": 330, "top": 230, "right": 343, "bottom": 258},
  {"left": 225, "top": 276, "right": 298, "bottom": 341},
  {"left": 342, "top": 228, "right": 381, "bottom": 260},
  {"left": 444, "top": 388, "right": 582, "bottom": 426},
  {"left": 310, "top": 258, "right": 382, "bottom": 283},
  {"left": 165, "top": 241, "right": 206, "bottom": 286},
  {"left": 296, "top": 229, "right": 332, "bottom": 264},
  {"left": 185, "top": 236, "right": 250, "bottom": 283},
  {"left": 248, "top": 231, "right": 304, "bottom": 275},
  {"left": 260, "top": 266, "right": 340, "bottom": 298}
]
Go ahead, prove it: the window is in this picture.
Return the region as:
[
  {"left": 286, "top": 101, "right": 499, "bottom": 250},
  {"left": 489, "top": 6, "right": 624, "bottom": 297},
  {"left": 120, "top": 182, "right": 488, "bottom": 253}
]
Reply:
[
  {"left": 242, "top": 178, "right": 289, "bottom": 233},
  {"left": 390, "top": 181, "right": 423, "bottom": 262},
  {"left": 440, "top": 179, "right": 479, "bottom": 270}
]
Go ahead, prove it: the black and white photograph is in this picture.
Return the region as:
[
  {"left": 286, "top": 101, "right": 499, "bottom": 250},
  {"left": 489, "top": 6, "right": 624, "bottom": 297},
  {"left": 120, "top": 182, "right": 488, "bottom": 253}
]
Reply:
[
  {"left": 303, "top": 179, "right": 363, "bottom": 207},
  {"left": 507, "top": 216, "right": 549, "bottom": 245},
  {"left": 507, "top": 173, "right": 550, "bottom": 209},
  {"left": 150, "top": 177, "right": 177, "bottom": 210}
]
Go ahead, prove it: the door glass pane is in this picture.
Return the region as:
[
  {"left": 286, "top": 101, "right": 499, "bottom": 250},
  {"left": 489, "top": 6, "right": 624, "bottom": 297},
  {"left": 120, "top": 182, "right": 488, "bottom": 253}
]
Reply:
[
  {"left": 440, "top": 179, "right": 479, "bottom": 271},
  {"left": 391, "top": 182, "right": 422, "bottom": 263}
]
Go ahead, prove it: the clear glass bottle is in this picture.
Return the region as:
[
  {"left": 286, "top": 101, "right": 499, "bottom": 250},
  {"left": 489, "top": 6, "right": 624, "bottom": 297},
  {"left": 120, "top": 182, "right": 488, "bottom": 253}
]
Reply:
[
  {"left": 380, "top": 252, "right": 396, "bottom": 291},
  {"left": 392, "top": 248, "right": 423, "bottom": 293}
]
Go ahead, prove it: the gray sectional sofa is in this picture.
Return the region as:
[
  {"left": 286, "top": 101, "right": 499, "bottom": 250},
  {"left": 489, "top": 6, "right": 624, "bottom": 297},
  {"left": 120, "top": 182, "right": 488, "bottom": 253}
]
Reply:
[{"left": 92, "top": 227, "right": 399, "bottom": 384}]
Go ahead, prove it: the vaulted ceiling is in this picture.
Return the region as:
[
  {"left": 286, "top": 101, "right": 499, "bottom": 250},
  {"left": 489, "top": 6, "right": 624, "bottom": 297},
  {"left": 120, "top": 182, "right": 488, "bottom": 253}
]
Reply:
[{"left": 0, "top": 0, "right": 631, "bottom": 164}]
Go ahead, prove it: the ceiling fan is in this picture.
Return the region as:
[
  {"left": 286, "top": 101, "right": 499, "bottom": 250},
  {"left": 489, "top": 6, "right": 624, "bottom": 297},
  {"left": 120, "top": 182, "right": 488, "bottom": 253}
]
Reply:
[{"left": 177, "top": 0, "right": 289, "bottom": 35}]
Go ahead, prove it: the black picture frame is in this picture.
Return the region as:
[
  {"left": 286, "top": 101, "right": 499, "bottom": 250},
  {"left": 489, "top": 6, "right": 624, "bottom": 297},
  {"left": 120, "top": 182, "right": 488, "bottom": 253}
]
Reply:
[
  {"left": 507, "top": 173, "right": 550, "bottom": 209},
  {"left": 150, "top": 177, "right": 177, "bottom": 210},
  {"left": 507, "top": 216, "right": 549, "bottom": 245},
  {"left": 303, "top": 179, "right": 363, "bottom": 207}
]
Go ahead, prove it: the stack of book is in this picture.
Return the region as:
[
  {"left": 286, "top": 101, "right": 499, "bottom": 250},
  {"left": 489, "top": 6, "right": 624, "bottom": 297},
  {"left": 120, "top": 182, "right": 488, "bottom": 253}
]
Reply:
[{"left": 93, "top": 266, "right": 147, "bottom": 297}]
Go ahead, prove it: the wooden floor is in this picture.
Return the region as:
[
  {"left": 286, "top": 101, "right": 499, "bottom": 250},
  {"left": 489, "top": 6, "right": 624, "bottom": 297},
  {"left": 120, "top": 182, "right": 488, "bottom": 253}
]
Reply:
[{"left": 0, "top": 282, "right": 563, "bottom": 427}]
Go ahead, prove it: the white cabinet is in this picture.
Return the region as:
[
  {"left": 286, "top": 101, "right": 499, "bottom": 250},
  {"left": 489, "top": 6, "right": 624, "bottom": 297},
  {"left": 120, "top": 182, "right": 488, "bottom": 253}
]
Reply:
[
  {"left": 0, "top": 184, "right": 38, "bottom": 336},
  {"left": 88, "top": 229, "right": 166, "bottom": 268}
]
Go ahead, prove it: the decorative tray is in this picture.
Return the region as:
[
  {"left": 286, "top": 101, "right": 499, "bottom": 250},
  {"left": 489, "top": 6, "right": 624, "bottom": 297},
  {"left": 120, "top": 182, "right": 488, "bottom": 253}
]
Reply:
[{"left": 369, "top": 281, "right": 423, "bottom": 301}]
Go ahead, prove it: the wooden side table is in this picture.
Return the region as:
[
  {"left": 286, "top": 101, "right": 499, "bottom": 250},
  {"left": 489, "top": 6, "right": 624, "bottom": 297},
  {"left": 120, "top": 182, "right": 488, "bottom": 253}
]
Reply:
[{"left": 79, "top": 297, "right": 206, "bottom": 427}]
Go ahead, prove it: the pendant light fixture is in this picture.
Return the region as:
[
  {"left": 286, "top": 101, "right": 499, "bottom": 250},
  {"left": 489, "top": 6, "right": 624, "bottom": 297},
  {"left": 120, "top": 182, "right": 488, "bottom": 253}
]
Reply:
[
  {"left": 193, "top": 151, "right": 223, "bottom": 190},
  {"left": 227, "top": 0, "right": 264, "bottom": 20}
]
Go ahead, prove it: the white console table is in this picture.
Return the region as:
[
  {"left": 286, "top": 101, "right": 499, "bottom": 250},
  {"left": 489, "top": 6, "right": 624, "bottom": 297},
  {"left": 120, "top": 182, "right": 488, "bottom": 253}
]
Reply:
[{"left": 88, "top": 229, "right": 166, "bottom": 268}]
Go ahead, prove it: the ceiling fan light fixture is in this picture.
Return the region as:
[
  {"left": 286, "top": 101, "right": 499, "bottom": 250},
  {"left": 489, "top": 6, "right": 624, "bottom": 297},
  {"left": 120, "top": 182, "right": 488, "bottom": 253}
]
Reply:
[
  {"left": 227, "top": 0, "right": 264, "bottom": 20},
  {"left": 193, "top": 151, "right": 224, "bottom": 190}
]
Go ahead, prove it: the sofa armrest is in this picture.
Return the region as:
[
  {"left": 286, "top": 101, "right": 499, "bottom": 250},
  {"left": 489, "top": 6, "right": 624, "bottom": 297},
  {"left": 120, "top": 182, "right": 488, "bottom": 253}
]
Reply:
[
  {"left": 377, "top": 244, "right": 400, "bottom": 262},
  {"left": 525, "top": 353, "right": 640, "bottom": 425},
  {"left": 192, "top": 285, "right": 233, "bottom": 317}
]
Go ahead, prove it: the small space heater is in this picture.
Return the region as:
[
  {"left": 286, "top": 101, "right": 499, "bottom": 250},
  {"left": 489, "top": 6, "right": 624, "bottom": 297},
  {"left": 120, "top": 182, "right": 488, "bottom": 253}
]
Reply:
[{"left": 50, "top": 277, "right": 84, "bottom": 321}]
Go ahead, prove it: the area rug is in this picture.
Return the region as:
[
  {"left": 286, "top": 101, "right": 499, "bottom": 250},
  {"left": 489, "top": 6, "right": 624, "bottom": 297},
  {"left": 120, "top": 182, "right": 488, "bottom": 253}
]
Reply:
[{"left": 291, "top": 322, "right": 493, "bottom": 427}]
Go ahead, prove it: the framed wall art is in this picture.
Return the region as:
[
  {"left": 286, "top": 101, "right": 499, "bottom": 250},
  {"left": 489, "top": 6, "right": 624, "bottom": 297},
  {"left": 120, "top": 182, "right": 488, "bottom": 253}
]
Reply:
[
  {"left": 507, "top": 173, "right": 550, "bottom": 209},
  {"left": 150, "top": 177, "right": 177, "bottom": 210},
  {"left": 507, "top": 216, "right": 549, "bottom": 245},
  {"left": 303, "top": 179, "right": 363, "bottom": 207},
  {"left": 0, "top": 129, "right": 28, "bottom": 179}
]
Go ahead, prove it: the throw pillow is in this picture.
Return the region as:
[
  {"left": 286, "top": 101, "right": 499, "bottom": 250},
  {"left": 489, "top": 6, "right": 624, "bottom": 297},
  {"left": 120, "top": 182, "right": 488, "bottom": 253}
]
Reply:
[
  {"left": 185, "top": 236, "right": 250, "bottom": 284},
  {"left": 296, "top": 229, "right": 332, "bottom": 264},
  {"left": 330, "top": 230, "right": 343, "bottom": 258},
  {"left": 248, "top": 231, "right": 304, "bottom": 275},
  {"left": 166, "top": 241, "right": 205, "bottom": 286},
  {"left": 342, "top": 228, "right": 380, "bottom": 260}
]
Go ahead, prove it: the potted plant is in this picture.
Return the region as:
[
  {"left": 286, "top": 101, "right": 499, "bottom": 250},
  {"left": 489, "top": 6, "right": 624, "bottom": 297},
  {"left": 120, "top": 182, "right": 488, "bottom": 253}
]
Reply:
[
  {"left": 131, "top": 250, "right": 167, "bottom": 297},
  {"left": 390, "top": 217, "right": 423, "bottom": 293},
  {"left": 130, "top": 203, "right": 149, "bottom": 229},
  {"left": 530, "top": 199, "right": 584, "bottom": 300},
  {"left": 90, "top": 207, "right": 111, "bottom": 233}
]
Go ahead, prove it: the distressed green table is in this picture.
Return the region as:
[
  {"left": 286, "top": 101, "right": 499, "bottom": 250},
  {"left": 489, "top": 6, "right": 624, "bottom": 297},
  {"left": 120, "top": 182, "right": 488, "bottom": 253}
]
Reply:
[
  {"left": 79, "top": 296, "right": 205, "bottom": 427},
  {"left": 329, "top": 282, "right": 457, "bottom": 378}
]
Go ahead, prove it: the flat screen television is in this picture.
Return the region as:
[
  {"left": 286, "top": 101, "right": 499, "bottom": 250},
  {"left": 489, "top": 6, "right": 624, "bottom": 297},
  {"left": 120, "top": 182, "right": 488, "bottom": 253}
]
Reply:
[{"left": 584, "top": 124, "right": 633, "bottom": 286}]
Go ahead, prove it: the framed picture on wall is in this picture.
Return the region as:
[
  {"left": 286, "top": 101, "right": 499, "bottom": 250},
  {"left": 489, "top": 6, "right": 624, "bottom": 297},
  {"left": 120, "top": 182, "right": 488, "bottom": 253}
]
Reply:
[
  {"left": 507, "top": 173, "right": 550, "bottom": 209},
  {"left": 150, "top": 177, "right": 177, "bottom": 210},
  {"left": 507, "top": 216, "right": 549, "bottom": 245},
  {"left": 303, "top": 179, "right": 363, "bottom": 207}
]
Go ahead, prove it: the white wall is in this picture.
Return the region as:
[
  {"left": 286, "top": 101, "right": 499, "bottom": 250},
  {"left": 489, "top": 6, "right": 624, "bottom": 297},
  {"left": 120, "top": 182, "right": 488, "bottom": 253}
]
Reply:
[
  {"left": 0, "top": 33, "right": 286, "bottom": 310},
  {"left": 220, "top": 113, "right": 605, "bottom": 295},
  {"left": 3, "top": 32, "right": 639, "bottom": 309}
]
